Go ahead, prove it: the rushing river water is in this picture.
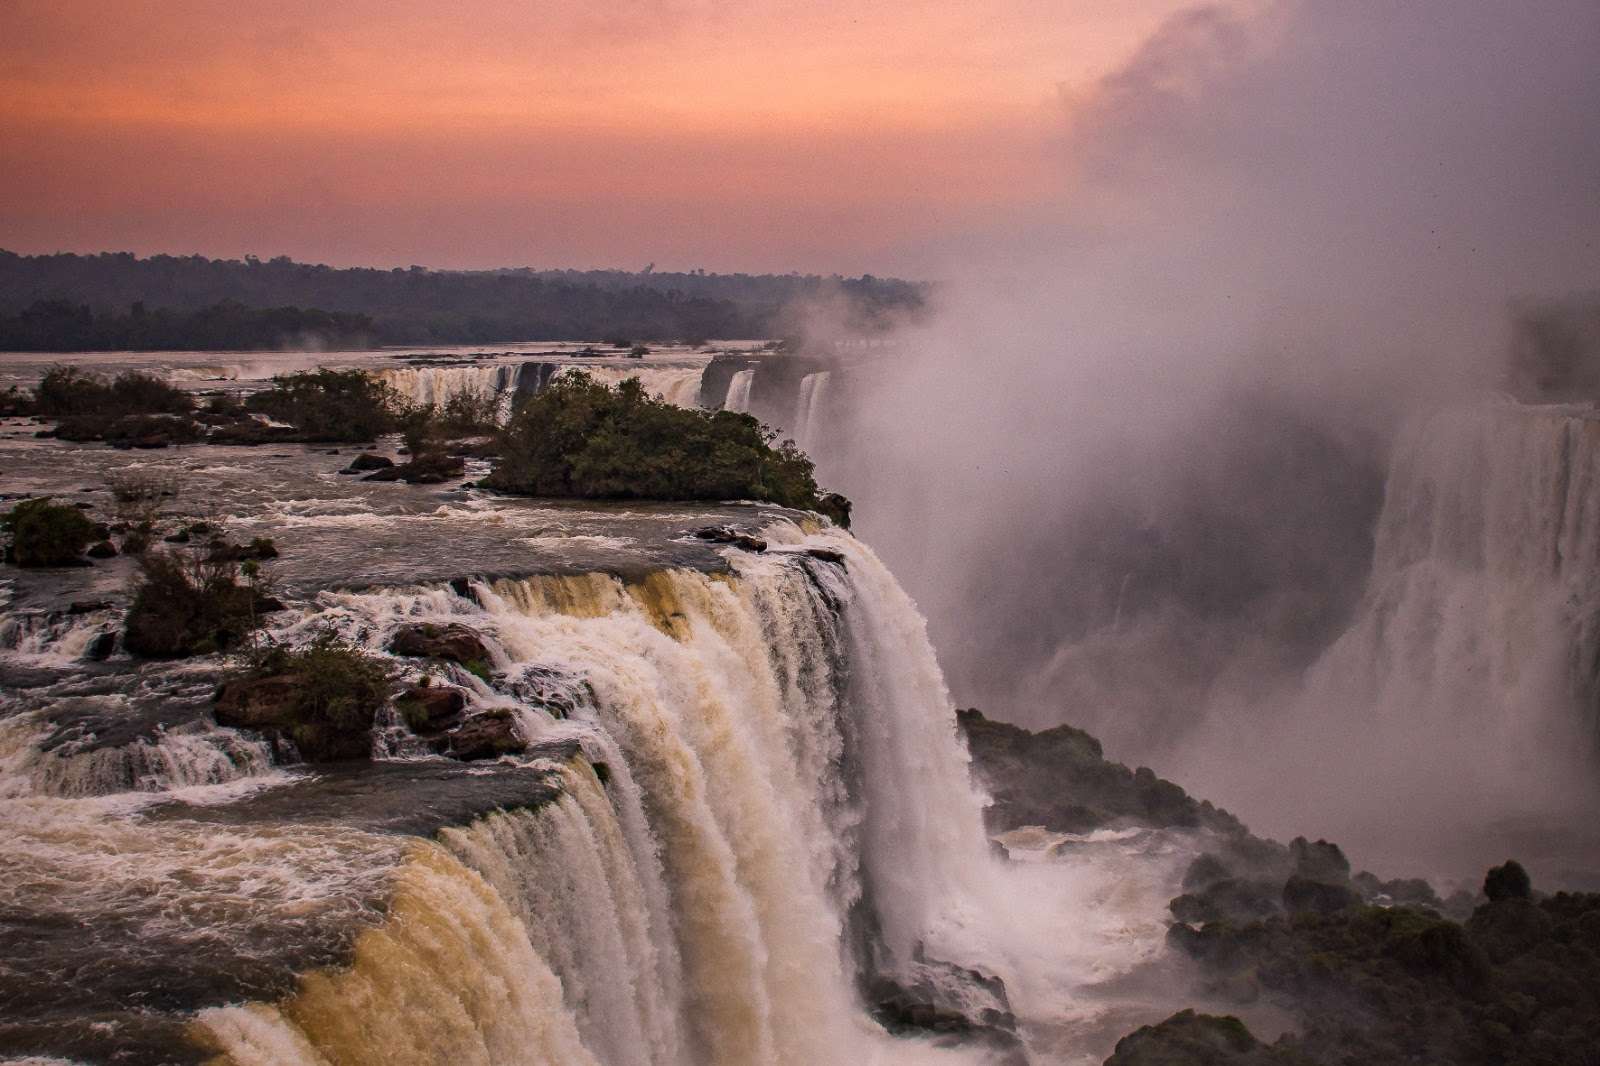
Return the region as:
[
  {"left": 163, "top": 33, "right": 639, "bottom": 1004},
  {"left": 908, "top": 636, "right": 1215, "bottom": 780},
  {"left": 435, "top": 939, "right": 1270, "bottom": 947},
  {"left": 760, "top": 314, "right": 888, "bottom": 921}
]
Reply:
[{"left": 1, "top": 347, "right": 1222, "bottom": 1066}]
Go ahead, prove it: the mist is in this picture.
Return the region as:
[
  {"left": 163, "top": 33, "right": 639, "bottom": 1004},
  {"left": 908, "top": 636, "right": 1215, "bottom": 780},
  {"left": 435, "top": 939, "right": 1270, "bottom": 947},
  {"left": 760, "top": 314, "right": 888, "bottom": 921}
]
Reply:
[{"left": 828, "top": 0, "right": 1600, "bottom": 884}]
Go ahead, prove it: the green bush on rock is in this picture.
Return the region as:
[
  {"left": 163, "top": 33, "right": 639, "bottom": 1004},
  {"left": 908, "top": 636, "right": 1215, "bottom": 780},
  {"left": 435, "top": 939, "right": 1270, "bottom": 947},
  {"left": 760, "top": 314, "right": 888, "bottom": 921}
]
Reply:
[
  {"left": 2, "top": 497, "right": 100, "bottom": 566},
  {"left": 245, "top": 368, "right": 402, "bottom": 442},
  {"left": 484, "top": 372, "right": 849, "bottom": 520},
  {"left": 214, "top": 631, "right": 396, "bottom": 761},
  {"left": 123, "top": 550, "right": 280, "bottom": 657}
]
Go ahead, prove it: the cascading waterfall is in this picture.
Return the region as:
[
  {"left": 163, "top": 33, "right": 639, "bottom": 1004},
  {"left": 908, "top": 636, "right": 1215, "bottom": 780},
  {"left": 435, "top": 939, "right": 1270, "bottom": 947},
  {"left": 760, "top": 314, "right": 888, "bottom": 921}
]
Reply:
[
  {"left": 186, "top": 521, "right": 1005, "bottom": 1066},
  {"left": 562, "top": 366, "right": 707, "bottom": 407},
  {"left": 372, "top": 364, "right": 519, "bottom": 409},
  {"left": 1183, "top": 401, "right": 1600, "bottom": 861},
  {"left": 723, "top": 368, "right": 755, "bottom": 413},
  {"left": 793, "top": 371, "right": 832, "bottom": 454}
]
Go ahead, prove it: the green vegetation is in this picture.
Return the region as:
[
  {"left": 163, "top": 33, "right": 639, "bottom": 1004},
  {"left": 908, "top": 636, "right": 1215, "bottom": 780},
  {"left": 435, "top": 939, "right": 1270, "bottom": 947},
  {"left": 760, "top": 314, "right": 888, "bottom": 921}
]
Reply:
[
  {"left": 1, "top": 497, "right": 100, "bottom": 566},
  {"left": 0, "top": 298, "right": 375, "bottom": 352},
  {"left": 0, "top": 249, "right": 926, "bottom": 346},
  {"left": 245, "top": 368, "right": 403, "bottom": 442},
  {"left": 213, "top": 630, "right": 396, "bottom": 762},
  {"left": 123, "top": 550, "right": 278, "bottom": 657},
  {"left": 485, "top": 371, "right": 842, "bottom": 513},
  {"left": 1158, "top": 863, "right": 1600, "bottom": 1066}
]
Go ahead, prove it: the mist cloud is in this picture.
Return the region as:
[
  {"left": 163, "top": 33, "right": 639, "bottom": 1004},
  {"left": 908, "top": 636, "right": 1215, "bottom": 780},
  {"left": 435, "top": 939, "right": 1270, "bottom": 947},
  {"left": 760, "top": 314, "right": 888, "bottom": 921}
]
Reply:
[{"left": 831, "top": 0, "right": 1600, "bottom": 880}]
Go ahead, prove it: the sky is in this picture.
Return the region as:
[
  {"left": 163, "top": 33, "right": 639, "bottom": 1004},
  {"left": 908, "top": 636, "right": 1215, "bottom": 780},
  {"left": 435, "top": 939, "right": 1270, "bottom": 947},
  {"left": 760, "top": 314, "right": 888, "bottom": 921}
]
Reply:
[{"left": 0, "top": 0, "right": 1196, "bottom": 274}]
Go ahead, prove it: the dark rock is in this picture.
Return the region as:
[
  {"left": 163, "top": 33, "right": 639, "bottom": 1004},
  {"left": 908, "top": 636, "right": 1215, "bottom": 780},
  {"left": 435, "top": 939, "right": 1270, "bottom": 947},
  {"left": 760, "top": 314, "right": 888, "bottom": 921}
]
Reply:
[
  {"left": 84, "top": 630, "right": 117, "bottom": 661},
  {"left": 805, "top": 547, "right": 846, "bottom": 565},
  {"left": 444, "top": 707, "right": 525, "bottom": 761},
  {"left": 866, "top": 955, "right": 1023, "bottom": 1061},
  {"left": 396, "top": 683, "right": 467, "bottom": 734},
  {"left": 207, "top": 537, "right": 279, "bottom": 562},
  {"left": 343, "top": 452, "right": 394, "bottom": 473},
  {"left": 1282, "top": 875, "right": 1361, "bottom": 915},
  {"left": 1105, "top": 1010, "right": 1290, "bottom": 1066},
  {"left": 86, "top": 540, "right": 118, "bottom": 558},
  {"left": 692, "top": 526, "right": 767, "bottom": 552},
  {"left": 360, "top": 465, "right": 404, "bottom": 482},
  {"left": 68, "top": 599, "right": 114, "bottom": 615},
  {"left": 163, "top": 529, "right": 191, "bottom": 544},
  {"left": 388, "top": 622, "right": 492, "bottom": 666},
  {"left": 956, "top": 707, "right": 1247, "bottom": 837},
  {"left": 815, "top": 491, "right": 853, "bottom": 529}
]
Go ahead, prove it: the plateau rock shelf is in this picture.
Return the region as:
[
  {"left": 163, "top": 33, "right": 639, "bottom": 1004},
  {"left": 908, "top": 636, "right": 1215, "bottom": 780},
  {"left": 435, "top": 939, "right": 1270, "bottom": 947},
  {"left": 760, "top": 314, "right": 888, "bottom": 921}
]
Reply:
[{"left": 1, "top": 521, "right": 1059, "bottom": 1066}]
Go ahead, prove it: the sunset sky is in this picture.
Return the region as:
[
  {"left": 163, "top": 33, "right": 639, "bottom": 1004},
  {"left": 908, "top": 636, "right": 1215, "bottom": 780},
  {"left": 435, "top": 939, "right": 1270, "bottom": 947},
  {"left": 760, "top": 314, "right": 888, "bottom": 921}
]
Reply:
[{"left": 0, "top": 0, "right": 1197, "bottom": 274}]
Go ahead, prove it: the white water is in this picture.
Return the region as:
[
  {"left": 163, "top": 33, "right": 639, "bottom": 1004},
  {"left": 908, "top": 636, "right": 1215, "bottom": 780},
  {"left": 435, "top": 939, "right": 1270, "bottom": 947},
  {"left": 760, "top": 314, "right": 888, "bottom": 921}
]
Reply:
[
  {"left": 723, "top": 368, "right": 755, "bottom": 413},
  {"left": 793, "top": 371, "right": 831, "bottom": 453},
  {"left": 563, "top": 366, "right": 707, "bottom": 408},
  {"left": 1179, "top": 401, "right": 1600, "bottom": 874},
  {"left": 5, "top": 518, "right": 1193, "bottom": 1065},
  {"left": 372, "top": 364, "right": 520, "bottom": 409}
]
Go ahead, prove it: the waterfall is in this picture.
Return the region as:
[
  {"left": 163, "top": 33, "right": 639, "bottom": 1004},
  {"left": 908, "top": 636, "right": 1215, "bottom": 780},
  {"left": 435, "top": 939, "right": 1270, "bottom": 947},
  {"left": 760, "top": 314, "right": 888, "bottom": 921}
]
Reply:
[
  {"left": 1187, "top": 401, "right": 1600, "bottom": 861},
  {"left": 723, "top": 368, "right": 755, "bottom": 413},
  {"left": 9, "top": 520, "right": 1014, "bottom": 1065},
  {"left": 563, "top": 366, "right": 707, "bottom": 408},
  {"left": 196, "top": 844, "right": 603, "bottom": 1066},
  {"left": 371, "top": 364, "right": 516, "bottom": 409},
  {"left": 793, "top": 371, "right": 831, "bottom": 453}
]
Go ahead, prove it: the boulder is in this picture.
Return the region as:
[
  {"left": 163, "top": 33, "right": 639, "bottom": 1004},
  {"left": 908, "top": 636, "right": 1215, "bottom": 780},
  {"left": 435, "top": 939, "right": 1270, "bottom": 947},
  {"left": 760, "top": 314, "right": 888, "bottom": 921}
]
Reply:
[
  {"left": 86, "top": 540, "right": 117, "bottom": 559},
  {"left": 694, "top": 526, "right": 768, "bottom": 552},
  {"left": 805, "top": 547, "right": 846, "bottom": 565},
  {"left": 388, "top": 622, "right": 492, "bottom": 666},
  {"left": 444, "top": 707, "right": 525, "bottom": 761},
  {"left": 342, "top": 452, "right": 394, "bottom": 473},
  {"left": 396, "top": 683, "right": 468, "bottom": 734}
]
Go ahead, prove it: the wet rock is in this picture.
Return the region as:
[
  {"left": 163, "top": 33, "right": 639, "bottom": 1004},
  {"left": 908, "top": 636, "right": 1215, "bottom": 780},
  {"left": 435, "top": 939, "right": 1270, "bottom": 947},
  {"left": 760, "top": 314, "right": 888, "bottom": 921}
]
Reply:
[
  {"left": 86, "top": 540, "right": 118, "bottom": 558},
  {"left": 388, "top": 622, "right": 492, "bottom": 666},
  {"left": 694, "top": 526, "right": 767, "bottom": 552},
  {"left": 206, "top": 537, "right": 279, "bottom": 562},
  {"left": 83, "top": 630, "right": 118, "bottom": 661},
  {"left": 68, "top": 599, "right": 114, "bottom": 615},
  {"left": 805, "top": 547, "right": 846, "bottom": 565},
  {"left": 866, "top": 954, "right": 1024, "bottom": 1062},
  {"left": 956, "top": 708, "right": 1247, "bottom": 837},
  {"left": 815, "top": 491, "right": 853, "bottom": 529},
  {"left": 443, "top": 707, "right": 525, "bottom": 761},
  {"left": 396, "top": 683, "right": 467, "bottom": 734},
  {"left": 163, "top": 529, "right": 191, "bottom": 544},
  {"left": 1106, "top": 1009, "right": 1287, "bottom": 1066},
  {"left": 342, "top": 451, "right": 393, "bottom": 473}
]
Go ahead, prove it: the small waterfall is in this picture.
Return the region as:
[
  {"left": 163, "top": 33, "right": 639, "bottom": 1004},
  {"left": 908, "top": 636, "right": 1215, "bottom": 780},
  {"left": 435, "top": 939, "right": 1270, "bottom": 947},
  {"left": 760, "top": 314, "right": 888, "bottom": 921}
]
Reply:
[
  {"left": 723, "top": 369, "right": 755, "bottom": 413},
  {"left": 563, "top": 366, "right": 708, "bottom": 408},
  {"left": 371, "top": 364, "right": 515, "bottom": 409},
  {"left": 196, "top": 843, "right": 602, "bottom": 1066},
  {"left": 792, "top": 371, "right": 832, "bottom": 453}
]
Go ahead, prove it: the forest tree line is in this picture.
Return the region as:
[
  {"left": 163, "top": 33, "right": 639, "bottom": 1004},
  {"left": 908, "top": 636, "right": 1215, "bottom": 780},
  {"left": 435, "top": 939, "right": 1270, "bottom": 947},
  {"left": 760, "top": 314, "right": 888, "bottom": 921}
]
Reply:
[{"left": 0, "top": 250, "right": 926, "bottom": 350}]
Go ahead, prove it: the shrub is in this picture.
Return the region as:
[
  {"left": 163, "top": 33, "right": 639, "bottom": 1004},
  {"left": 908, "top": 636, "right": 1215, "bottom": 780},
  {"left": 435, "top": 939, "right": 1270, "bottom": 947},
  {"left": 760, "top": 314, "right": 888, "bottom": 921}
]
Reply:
[
  {"left": 123, "top": 550, "right": 276, "bottom": 657},
  {"left": 245, "top": 368, "right": 402, "bottom": 441},
  {"left": 104, "top": 470, "right": 177, "bottom": 528},
  {"left": 31, "top": 367, "right": 192, "bottom": 419},
  {"left": 485, "top": 371, "right": 844, "bottom": 514},
  {"left": 1, "top": 497, "right": 99, "bottom": 566},
  {"left": 215, "top": 631, "right": 396, "bottom": 761}
]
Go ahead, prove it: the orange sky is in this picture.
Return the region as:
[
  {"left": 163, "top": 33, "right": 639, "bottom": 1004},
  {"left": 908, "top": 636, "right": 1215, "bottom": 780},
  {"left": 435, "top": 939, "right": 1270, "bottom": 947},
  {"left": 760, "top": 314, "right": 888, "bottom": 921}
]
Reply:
[{"left": 0, "top": 1, "right": 1195, "bottom": 273}]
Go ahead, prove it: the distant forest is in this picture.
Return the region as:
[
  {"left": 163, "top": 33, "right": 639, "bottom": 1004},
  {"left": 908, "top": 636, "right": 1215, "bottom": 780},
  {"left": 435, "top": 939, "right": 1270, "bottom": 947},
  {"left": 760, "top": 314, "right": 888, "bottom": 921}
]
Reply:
[{"left": 0, "top": 250, "right": 926, "bottom": 351}]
